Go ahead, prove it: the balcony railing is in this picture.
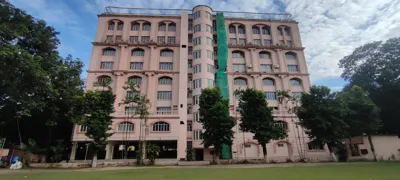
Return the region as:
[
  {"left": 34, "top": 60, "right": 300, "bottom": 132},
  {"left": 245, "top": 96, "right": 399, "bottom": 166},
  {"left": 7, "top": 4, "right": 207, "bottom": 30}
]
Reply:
[{"left": 113, "top": 110, "right": 178, "bottom": 117}]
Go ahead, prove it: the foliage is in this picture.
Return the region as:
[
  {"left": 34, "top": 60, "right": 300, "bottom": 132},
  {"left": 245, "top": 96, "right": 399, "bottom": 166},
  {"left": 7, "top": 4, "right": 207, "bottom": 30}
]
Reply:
[
  {"left": 295, "top": 85, "right": 348, "bottom": 150},
  {"left": 146, "top": 143, "right": 160, "bottom": 164},
  {"left": 49, "top": 140, "right": 66, "bottom": 163},
  {"left": 338, "top": 37, "right": 400, "bottom": 135},
  {"left": 234, "top": 88, "right": 287, "bottom": 162},
  {"left": 0, "top": 1, "right": 84, "bottom": 159},
  {"left": 199, "top": 88, "right": 236, "bottom": 164},
  {"left": 277, "top": 90, "right": 291, "bottom": 104},
  {"left": 73, "top": 89, "right": 115, "bottom": 167},
  {"left": 186, "top": 147, "right": 195, "bottom": 161}
]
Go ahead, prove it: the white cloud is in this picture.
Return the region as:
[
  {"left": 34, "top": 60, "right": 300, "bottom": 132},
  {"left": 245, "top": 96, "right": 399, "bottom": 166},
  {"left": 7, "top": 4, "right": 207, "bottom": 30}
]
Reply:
[{"left": 330, "top": 86, "right": 344, "bottom": 92}]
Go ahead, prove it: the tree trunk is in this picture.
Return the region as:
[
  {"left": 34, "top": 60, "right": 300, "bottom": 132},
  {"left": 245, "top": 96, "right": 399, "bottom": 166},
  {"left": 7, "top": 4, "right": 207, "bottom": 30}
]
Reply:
[
  {"left": 142, "top": 140, "right": 147, "bottom": 163},
  {"left": 91, "top": 152, "right": 97, "bottom": 168},
  {"left": 215, "top": 150, "right": 221, "bottom": 164},
  {"left": 348, "top": 137, "right": 355, "bottom": 156},
  {"left": 16, "top": 118, "right": 23, "bottom": 149},
  {"left": 367, "top": 134, "right": 377, "bottom": 161},
  {"left": 327, "top": 143, "right": 338, "bottom": 162},
  {"left": 261, "top": 143, "right": 269, "bottom": 163}
]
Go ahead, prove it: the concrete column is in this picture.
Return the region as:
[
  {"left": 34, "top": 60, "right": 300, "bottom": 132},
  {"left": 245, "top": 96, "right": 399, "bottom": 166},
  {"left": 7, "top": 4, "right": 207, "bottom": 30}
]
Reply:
[
  {"left": 105, "top": 142, "right": 114, "bottom": 160},
  {"left": 70, "top": 142, "right": 77, "bottom": 161},
  {"left": 113, "top": 72, "right": 125, "bottom": 110},
  {"left": 276, "top": 49, "right": 287, "bottom": 73},
  {"left": 249, "top": 48, "right": 259, "bottom": 72},
  {"left": 148, "top": 46, "right": 156, "bottom": 70},
  {"left": 118, "top": 45, "right": 127, "bottom": 70},
  {"left": 252, "top": 75, "right": 261, "bottom": 89},
  {"left": 146, "top": 73, "right": 156, "bottom": 112}
]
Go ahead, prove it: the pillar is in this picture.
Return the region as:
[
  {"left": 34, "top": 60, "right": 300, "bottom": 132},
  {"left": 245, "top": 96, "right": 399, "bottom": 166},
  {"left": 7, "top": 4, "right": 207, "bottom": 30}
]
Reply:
[
  {"left": 276, "top": 49, "right": 287, "bottom": 73},
  {"left": 105, "top": 142, "right": 114, "bottom": 160},
  {"left": 70, "top": 142, "right": 77, "bottom": 161}
]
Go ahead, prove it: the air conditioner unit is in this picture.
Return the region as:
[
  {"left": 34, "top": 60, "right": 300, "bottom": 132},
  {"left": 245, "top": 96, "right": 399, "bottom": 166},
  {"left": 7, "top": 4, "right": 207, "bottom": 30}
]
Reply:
[
  {"left": 274, "top": 64, "right": 279, "bottom": 69},
  {"left": 247, "top": 64, "right": 252, "bottom": 68}
]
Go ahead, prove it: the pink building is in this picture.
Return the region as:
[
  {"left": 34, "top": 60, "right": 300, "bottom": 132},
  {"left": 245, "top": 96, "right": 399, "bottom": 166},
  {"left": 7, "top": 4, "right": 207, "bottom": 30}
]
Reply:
[{"left": 70, "top": 5, "right": 331, "bottom": 162}]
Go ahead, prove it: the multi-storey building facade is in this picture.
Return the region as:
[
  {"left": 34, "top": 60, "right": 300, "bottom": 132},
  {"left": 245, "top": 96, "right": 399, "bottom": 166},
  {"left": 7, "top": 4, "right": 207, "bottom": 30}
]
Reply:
[{"left": 70, "top": 5, "right": 331, "bottom": 162}]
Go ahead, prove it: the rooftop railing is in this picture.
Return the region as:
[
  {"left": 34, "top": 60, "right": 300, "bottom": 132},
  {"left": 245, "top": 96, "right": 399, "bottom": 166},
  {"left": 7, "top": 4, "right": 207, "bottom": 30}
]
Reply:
[{"left": 103, "top": 6, "right": 292, "bottom": 20}]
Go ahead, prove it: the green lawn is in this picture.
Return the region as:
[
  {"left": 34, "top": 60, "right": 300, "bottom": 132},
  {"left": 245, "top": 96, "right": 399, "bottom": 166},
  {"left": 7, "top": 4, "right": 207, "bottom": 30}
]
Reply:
[{"left": 2, "top": 162, "right": 400, "bottom": 180}]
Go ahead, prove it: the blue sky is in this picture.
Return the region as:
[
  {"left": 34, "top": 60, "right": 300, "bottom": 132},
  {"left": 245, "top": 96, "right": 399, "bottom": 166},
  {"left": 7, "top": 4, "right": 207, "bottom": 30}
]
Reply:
[{"left": 10, "top": 0, "right": 400, "bottom": 91}]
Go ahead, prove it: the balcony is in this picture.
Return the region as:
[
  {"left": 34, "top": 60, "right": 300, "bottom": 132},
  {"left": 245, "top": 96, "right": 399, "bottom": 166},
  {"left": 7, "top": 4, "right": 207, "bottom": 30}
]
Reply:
[
  {"left": 113, "top": 110, "right": 178, "bottom": 117},
  {"left": 93, "top": 37, "right": 180, "bottom": 47}
]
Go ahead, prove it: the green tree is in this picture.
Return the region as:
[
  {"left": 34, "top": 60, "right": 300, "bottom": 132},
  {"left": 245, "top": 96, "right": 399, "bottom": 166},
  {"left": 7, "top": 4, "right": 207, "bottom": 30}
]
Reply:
[
  {"left": 146, "top": 143, "right": 160, "bottom": 165},
  {"left": 295, "top": 85, "right": 348, "bottom": 161},
  {"left": 339, "top": 85, "right": 381, "bottom": 161},
  {"left": 199, "top": 88, "right": 235, "bottom": 164},
  {"left": 74, "top": 90, "right": 115, "bottom": 167},
  {"left": 235, "top": 88, "right": 287, "bottom": 163},
  {"left": 0, "top": 1, "right": 84, "bottom": 157},
  {"left": 338, "top": 37, "right": 400, "bottom": 135}
]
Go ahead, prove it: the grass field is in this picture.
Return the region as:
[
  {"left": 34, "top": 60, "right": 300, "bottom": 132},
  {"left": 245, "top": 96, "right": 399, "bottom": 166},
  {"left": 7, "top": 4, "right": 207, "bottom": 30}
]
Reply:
[{"left": 2, "top": 162, "right": 400, "bottom": 180}]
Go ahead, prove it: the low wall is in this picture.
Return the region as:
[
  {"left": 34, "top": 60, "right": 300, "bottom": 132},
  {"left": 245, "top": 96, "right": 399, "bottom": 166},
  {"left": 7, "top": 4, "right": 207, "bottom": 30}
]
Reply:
[
  {"left": 30, "top": 159, "right": 178, "bottom": 168},
  {"left": 178, "top": 161, "right": 210, "bottom": 166}
]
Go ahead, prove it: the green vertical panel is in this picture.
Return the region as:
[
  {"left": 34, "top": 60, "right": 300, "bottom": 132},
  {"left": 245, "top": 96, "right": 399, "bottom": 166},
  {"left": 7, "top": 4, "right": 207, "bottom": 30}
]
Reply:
[{"left": 216, "top": 12, "right": 232, "bottom": 159}]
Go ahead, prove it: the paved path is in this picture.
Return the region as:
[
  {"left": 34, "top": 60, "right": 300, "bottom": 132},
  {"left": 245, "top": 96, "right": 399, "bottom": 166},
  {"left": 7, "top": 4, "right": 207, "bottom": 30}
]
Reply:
[{"left": 0, "top": 162, "right": 377, "bottom": 175}]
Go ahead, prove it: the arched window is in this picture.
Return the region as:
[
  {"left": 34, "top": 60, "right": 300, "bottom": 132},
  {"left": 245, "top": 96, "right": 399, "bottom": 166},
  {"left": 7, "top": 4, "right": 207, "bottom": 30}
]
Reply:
[
  {"left": 118, "top": 122, "right": 134, "bottom": 132},
  {"left": 285, "top": 52, "right": 297, "bottom": 60},
  {"left": 117, "top": 22, "right": 123, "bottom": 31},
  {"left": 275, "top": 121, "right": 288, "bottom": 130},
  {"left": 103, "top": 48, "right": 116, "bottom": 56},
  {"left": 290, "top": 79, "right": 302, "bottom": 86},
  {"left": 160, "top": 49, "right": 173, "bottom": 57},
  {"left": 277, "top": 27, "right": 283, "bottom": 35},
  {"left": 168, "top": 23, "right": 176, "bottom": 32},
  {"left": 158, "top": 23, "right": 166, "bottom": 31},
  {"left": 128, "top": 76, "right": 142, "bottom": 85},
  {"left": 97, "top": 75, "right": 111, "bottom": 83},
  {"left": 153, "top": 121, "right": 170, "bottom": 131},
  {"left": 159, "top": 77, "right": 172, "bottom": 85},
  {"left": 263, "top": 78, "right": 275, "bottom": 86},
  {"left": 284, "top": 28, "right": 291, "bottom": 36},
  {"left": 232, "top": 50, "right": 244, "bottom": 58},
  {"left": 108, "top": 21, "right": 115, "bottom": 30},
  {"left": 259, "top": 51, "right": 270, "bottom": 59},
  {"left": 229, "top": 25, "right": 236, "bottom": 33},
  {"left": 131, "top": 22, "right": 140, "bottom": 31},
  {"left": 131, "top": 48, "right": 145, "bottom": 56},
  {"left": 142, "top": 22, "right": 151, "bottom": 31},
  {"left": 262, "top": 26, "right": 270, "bottom": 35},
  {"left": 238, "top": 25, "right": 245, "bottom": 34},
  {"left": 252, "top": 26, "right": 260, "bottom": 34},
  {"left": 234, "top": 78, "right": 247, "bottom": 86}
]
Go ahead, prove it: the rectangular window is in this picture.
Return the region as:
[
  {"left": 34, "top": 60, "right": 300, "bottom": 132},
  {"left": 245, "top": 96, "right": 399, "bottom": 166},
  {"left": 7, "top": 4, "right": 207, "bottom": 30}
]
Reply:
[
  {"left": 193, "top": 11, "right": 201, "bottom": 19},
  {"left": 130, "top": 62, "right": 143, "bottom": 70},
  {"left": 193, "top": 112, "right": 200, "bottom": 122},
  {"left": 142, "top": 24, "right": 150, "bottom": 31},
  {"left": 206, "top": 25, "right": 212, "bottom": 32},
  {"left": 285, "top": 53, "right": 296, "bottom": 60},
  {"left": 194, "top": 24, "right": 201, "bottom": 33},
  {"left": 126, "top": 91, "right": 140, "bottom": 99},
  {"left": 187, "top": 105, "right": 192, "bottom": 114},
  {"left": 80, "top": 125, "right": 88, "bottom": 132},
  {"left": 262, "top": 28, "right": 270, "bottom": 35},
  {"left": 131, "top": 24, "right": 140, "bottom": 31},
  {"left": 287, "top": 65, "right": 299, "bottom": 72},
  {"left": 193, "top": 37, "right": 201, "bottom": 46},
  {"left": 159, "top": 62, "right": 173, "bottom": 70},
  {"left": 157, "top": 91, "right": 172, "bottom": 100},
  {"left": 157, "top": 36, "right": 165, "bottom": 43},
  {"left": 167, "top": 36, "right": 176, "bottom": 44},
  {"left": 193, "top": 64, "right": 201, "bottom": 73},
  {"left": 116, "top": 35, "right": 122, "bottom": 41},
  {"left": 253, "top": 28, "right": 260, "bottom": 34},
  {"left": 207, "top": 64, "right": 214, "bottom": 73},
  {"left": 100, "top": 62, "right": 113, "bottom": 69},
  {"left": 254, "top": 39, "right": 261, "bottom": 45},
  {"left": 265, "top": 92, "right": 277, "bottom": 100},
  {"left": 168, "top": 25, "right": 176, "bottom": 32},
  {"left": 117, "top": 23, "right": 123, "bottom": 31},
  {"left": 188, "top": 47, "right": 193, "bottom": 55},
  {"left": 130, "top": 36, "right": 139, "bottom": 43},
  {"left": 233, "top": 64, "right": 246, "bottom": 72},
  {"left": 206, "top": 37, "right": 213, "bottom": 45},
  {"left": 188, "top": 20, "right": 193, "bottom": 31},
  {"left": 187, "top": 121, "right": 192, "bottom": 131},
  {"left": 285, "top": 29, "right": 291, "bottom": 36},
  {"left": 188, "top": 60, "right": 192, "bottom": 68},
  {"left": 207, "top": 50, "right": 214, "bottom": 59},
  {"left": 239, "top": 38, "right": 246, "bottom": 45},
  {"left": 157, "top": 107, "right": 172, "bottom": 115},
  {"left": 207, "top": 79, "right": 215, "bottom": 88},
  {"left": 260, "top": 64, "right": 272, "bottom": 72},
  {"left": 141, "top": 36, "right": 150, "bottom": 43},
  {"left": 125, "top": 106, "right": 138, "bottom": 113},
  {"left": 212, "top": 20, "right": 217, "bottom": 31},
  {"left": 213, "top": 35, "right": 217, "bottom": 44},
  {"left": 188, "top": 35, "right": 193, "bottom": 43},
  {"left": 264, "top": 39, "right": 272, "bottom": 46},
  {"left": 106, "top": 35, "right": 113, "bottom": 41},
  {"left": 108, "top": 23, "right": 115, "bottom": 30},
  {"left": 194, "top": 130, "right": 202, "bottom": 140},
  {"left": 193, "top": 79, "right": 202, "bottom": 89},
  {"left": 193, "top": 50, "right": 201, "bottom": 59},
  {"left": 286, "top": 40, "right": 293, "bottom": 47},
  {"left": 230, "top": 38, "right": 237, "bottom": 45},
  {"left": 158, "top": 24, "right": 166, "bottom": 31},
  {"left": 229, "top": 26, "right": 236, "bottom": 33},
  {"left": 193, "top": 95, "right": 199, "bottom": 105},
  {"left": 206, "top": 12, "right": 212, "bottom": 20},
  {"left": 161, "top": 50, "right": 173, "bottom": 57},
  {"left": 280, "top": 40, "right": 285, "bottom": 45}
]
